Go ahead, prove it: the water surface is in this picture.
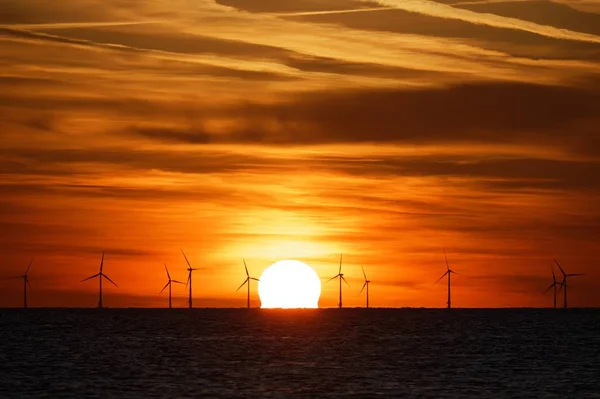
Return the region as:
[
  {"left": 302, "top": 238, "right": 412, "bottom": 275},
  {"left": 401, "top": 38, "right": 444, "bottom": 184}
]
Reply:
[{"left": 0, "top": 309, "right": 598, "bottom": 397}]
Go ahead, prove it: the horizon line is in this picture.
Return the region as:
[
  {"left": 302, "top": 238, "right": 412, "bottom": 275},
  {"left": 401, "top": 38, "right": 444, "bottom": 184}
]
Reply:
[{"left": 2, "top": 306, "right": 599, "bottom": 310}]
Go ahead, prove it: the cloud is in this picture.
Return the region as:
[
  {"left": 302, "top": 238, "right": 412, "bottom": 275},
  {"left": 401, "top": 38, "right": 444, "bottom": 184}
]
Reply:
[
  {"left": 0, "top": 27, "right": 302, "bottom": 80},
  {"left": 287, "top": 7, "right": 600, "bottom": 62},
  {"left": 269, "top": 7, "right": 392, "bottom": 16},
  {"left": 322, "top": 156, "right": 600, "bottom": 191},
  {"left": 366, "top": 0, "right": 600, "bottom": 43},
  {"left": 34, "top": 25, "right": 293, "bottom": 59},
  {"left": 455, "top": 0, "right": 600, "bottom": 36},
  {"left": 1, "top": 147, "right": 287, "bottom": 176},
  {"left": 128, "top": 81, "right": 600, "bottom": 153},
  {"left": 216, "top": 0, "right": 384, "bottom": 13},
  {"left": 0, "top": 241, "right": 156, "bottom": 257},
  {"left": 464, "top": 273, "right": 551, "bottom": 294}
]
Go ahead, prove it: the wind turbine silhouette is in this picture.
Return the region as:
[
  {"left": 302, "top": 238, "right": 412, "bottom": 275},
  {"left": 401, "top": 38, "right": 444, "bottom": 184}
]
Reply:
[
  {"left": 327, "top": 254, "right": 349, "bottom": 308},
  {"left": 17, "top": 259, "right": 33, "bottom": 308},
  {"left": 181, "top": 250, "right": 199, "bottom": 309},
  {"left": 81, "top": 252, "right": 118, "bottom": 309},
  {"left": 359, "top": 265, "right": 371, "bottom": 309},
  {"left": 160, "top": 263, "right": 184, "bottom": 309},
  {"left": 235, "top": 259, "right": 259, "bottom": 309},
  {"left": 436, "top": 251, "right": 458, "bottom": 309},
  {"left": 543, "top": 264, "right": 562, "bottom": 309},
  {"left": 554, "top": 259, "right": 584, "bottom": 309}
]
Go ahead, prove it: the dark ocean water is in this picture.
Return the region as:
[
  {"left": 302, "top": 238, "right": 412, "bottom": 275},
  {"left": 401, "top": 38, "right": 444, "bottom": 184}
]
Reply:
[{"left": 0, "top": 309, "right": 599, "bottom": 398}]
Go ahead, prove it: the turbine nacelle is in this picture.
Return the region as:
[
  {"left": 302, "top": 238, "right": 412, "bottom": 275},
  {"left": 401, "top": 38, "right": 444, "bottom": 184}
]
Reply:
[
  {"left": 18, "top": 259, "right": 34, "bottom": 308},
  {"left": 160, "top": 264, "right": 184, "bottom": 294},
  {"left": 358, "top": 265, "right": 371, "bottom": 308},
  {"left": 437, "top": 250, "right": 458, "bottom": 309},
  {"left": 237, "top": 259, "right": 259, "bottom": 308},
  {"left": 80, "top": 252, "right": 117, "bottom": 308},
  {"left": 554, "top": 258, "right": 584, "bottom": 309},
  {"left": 18, "top": 259, "right": 33, "bottom": 281},
  {"left": 326, "top": 254, "right": 348, "bottom": 308}
]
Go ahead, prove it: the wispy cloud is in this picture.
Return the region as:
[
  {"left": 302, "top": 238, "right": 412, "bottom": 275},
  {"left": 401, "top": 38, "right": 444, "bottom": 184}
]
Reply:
[{"left": 367, "top": 0, "right": 600, "bottom": 42}]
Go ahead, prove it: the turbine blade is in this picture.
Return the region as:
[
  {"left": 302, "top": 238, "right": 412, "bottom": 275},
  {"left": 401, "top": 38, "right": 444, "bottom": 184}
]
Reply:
[
  {"left": 450, "top": 270, "right": 460, "bottom": 276},
  {"left": 339, "top": 254, "right": 343, "bottom": 275},
  {"left": 165, "top": 263, "right": 171, "bottom": 280},
  {"left": 103, "top": 274, "right": 118, "bottom": 287},
  {"left": 543, "top": 283, "right": 554, "bottom": 294},
  {"left": 172, "top": 280, "right": 184, "bottom": 284},
  {"left": 26, "top": 279, "right": 32, "bottom": 289},
  {"left": 342, "top": 276, "right": 350, "bottom": 287},
  {"left": 236, "top": 279, "right": 248, "bottom": 292},
  {"left": 100, "top": 252, "right": 104, "bottom": 273},
  {"left": 359, "top": 281, "right": 367, "bottom": 295},
  {"left": 444, "top": 249, "right": 450, "bottom": 271},
  {"left": 551, "top": 264, "right": 556, "bottom": 282},
  {"left": 81, "top": 273, "right": 100, "bottom": 282},
  {"left": 568, "top": 274, "right": 585, "bottom": 277},
  {"left": 326, "top": 275, "right": 338, "bottom": 283},
  {"left": 250, "top": 277, "right": 260, "bottom": 282},
  {"left": 160, "top": 281, "right": 170, "bottom": 294},
  {"left": 181, "top": 249, "right": 192, "bottom": 268},
  {"left": 243, "top": 259, "right": 249, "bottom": 277},
  {"left": 25, "top": 259, "right": 33, "bottom": 275},
  {"left": 185, "top": 272, "right": 190, "bottom": 288},
  {"left": 554, "top": 259, "right": 566, "bottom": 277},
  {"left": 435, "top": 271, "right": 449, "bottom": 284},
  {"left": 362, "top": 265, "right": 367, "bottom": 281}
]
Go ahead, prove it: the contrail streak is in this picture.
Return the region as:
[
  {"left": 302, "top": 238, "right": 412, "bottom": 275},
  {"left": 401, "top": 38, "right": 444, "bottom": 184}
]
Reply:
[
  {"left": 364, "top": 0, "right": 600, "bottom": 43},
  {"left": 4, "top": 21, "right": 164, "bottom": 30},
  {"left": 270, "top": 7, "right": 392, "bottom": 17}
]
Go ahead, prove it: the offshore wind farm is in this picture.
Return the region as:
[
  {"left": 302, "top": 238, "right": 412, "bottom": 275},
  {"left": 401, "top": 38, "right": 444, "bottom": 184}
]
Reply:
[{"left": 5, "top": 251, "right": 588, "bottom": 310}]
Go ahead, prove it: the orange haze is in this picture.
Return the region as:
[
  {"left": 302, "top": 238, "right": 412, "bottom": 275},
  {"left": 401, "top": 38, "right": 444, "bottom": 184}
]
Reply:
[{"left": 1, "top": 0, "right": 599, "bottom": 307}]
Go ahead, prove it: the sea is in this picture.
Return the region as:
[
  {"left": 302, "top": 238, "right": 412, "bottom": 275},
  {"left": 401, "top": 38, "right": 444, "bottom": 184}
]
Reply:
[{"left": 0, "top": 309, "right": 598, "bottom": 398}]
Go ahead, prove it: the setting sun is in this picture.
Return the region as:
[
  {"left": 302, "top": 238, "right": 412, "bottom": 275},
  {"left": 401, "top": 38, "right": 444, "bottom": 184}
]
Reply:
[{"left": 258, "top": 260, "right": 321, "bottom": 308}]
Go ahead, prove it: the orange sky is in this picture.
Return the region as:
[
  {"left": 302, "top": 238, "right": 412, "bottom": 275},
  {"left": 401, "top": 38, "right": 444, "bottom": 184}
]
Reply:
[{"left": 1, "top": 0, "right": 599, "bottom": 308}]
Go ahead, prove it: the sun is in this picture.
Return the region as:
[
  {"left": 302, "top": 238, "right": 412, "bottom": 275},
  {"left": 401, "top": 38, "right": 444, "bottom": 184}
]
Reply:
[{"left": 258, "top": 260, "right": 321, "bottom": 308}]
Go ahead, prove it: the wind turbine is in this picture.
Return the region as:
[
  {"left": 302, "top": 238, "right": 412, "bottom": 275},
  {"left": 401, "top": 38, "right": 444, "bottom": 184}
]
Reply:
[
  {"left": 181, "top": 250, "right": 199, "bottom": 309},
  {"left": 81, "top": 252, "right": 118, "bottom": 309},
  {"left": 543, "top": 264, "right": 562, "bottom": 309},
  {"left": 358, "top": 265, "right": 371, "bottom": 309},
  {"left": 17, "top": 259, "right": 33, "bottom": 308},
  {"left": 554, "top": 259, "right": 584, "bottom": 309},
  {"left": 326, "top": 254, "right": 349, "bottom": 308},
  {"left": 235, "top": 259, "right": 259, "bottom": 309},
  {"left": 436, "top": 251, "right": 458, "bottom": 309},
  {"left": 160, "top": 263, "right": 184, "bottom": 309}
]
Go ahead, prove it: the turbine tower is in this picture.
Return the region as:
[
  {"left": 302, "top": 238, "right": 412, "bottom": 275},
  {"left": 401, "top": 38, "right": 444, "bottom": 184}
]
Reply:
[
  {"left": 436, "top": 251, "right": 458, "bottom": 309},
  {"left": 160, "top": 263, "right": 184, "bottom": 308},
  {"left": 326, "top": 254, "right": 349, "bottom": 308},
  {"left": 359, "top": 265, "right": 371, "bottom": 309},
  {"left": 543, "top": 264, "right": 562, "bottom": 309},
  {"left": 17, "top": 259, "right": 33, "bottom": 308},
  {"left": 554, "top": 259, "right": 584, "bottom": 309},
  {"left": 181, "top": 250, "right": 198, "bottom": 309},
  {"left": 235, "top": 259, "right": 259, "bottom": 309},
  {"left": 81, "top": 252, "right": 118, "bottom": 309}
]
